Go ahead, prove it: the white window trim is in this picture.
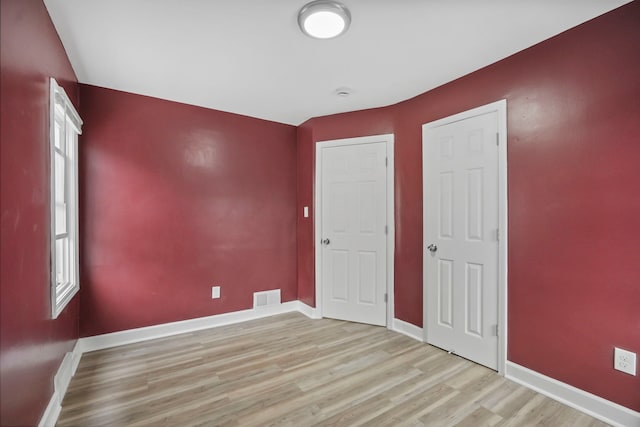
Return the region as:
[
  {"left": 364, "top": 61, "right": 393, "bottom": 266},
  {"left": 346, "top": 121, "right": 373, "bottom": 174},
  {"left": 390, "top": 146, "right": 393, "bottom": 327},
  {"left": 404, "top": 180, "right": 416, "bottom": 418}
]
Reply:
[{"left": 49, "top": 78, "right": 82, "bottom": 319}]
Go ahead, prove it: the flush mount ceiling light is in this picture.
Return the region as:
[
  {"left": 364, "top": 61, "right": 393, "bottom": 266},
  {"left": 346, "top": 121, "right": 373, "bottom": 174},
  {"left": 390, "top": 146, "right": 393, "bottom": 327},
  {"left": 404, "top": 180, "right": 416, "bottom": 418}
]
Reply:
[{"left": 298, "top": 1, "right": 351, "bottom": 39}]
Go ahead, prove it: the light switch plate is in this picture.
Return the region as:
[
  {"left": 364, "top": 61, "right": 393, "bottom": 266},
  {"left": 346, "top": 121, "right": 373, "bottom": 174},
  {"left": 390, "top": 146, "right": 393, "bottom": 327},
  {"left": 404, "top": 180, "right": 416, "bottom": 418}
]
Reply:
[
  {"left": 303, "top": 206, "right": 309, "bottom": 218},
  {"left": 211, "top": 286, "right": 220, "bottom": 299}
]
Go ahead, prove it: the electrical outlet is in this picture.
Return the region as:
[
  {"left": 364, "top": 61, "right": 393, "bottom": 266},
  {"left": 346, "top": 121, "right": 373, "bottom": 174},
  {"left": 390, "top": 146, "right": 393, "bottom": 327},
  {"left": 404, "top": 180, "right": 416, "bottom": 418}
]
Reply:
[
  {"left": 614, "top": 347, "right": 636, "bottom": 376},
  {"left": 211, "top": 286, "right": 220, "bottom": 299}
]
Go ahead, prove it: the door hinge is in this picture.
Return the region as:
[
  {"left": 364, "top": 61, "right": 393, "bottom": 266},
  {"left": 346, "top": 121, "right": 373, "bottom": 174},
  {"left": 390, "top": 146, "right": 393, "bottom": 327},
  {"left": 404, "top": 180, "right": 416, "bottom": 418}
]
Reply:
[
  {"left": 385, "top": 157, "right": 388, "bottom": 167},
  {"left": 385, "top": 225, "right": 388, "bottom": 235},
  {"left": 496, "top": 228, "right": 500, "bottom": 241},
  {"left": 493, "top": 324, "right": 499, "bottom": 337},
  {"left": 496, "top": 132, "right": 499, "bottom": 146},
  {"left": 384, "top": 293, "right": 388, "bottom": 303}
]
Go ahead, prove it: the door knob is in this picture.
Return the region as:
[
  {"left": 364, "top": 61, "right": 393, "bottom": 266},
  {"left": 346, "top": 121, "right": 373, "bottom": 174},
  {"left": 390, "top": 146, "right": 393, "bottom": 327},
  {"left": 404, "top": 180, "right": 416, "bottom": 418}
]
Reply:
[
  {"left": 321, "top": 238, "right": 330, "bottom": 245},
  {"left": 427, "top": 244, "right": 438, "bottom": 253}
]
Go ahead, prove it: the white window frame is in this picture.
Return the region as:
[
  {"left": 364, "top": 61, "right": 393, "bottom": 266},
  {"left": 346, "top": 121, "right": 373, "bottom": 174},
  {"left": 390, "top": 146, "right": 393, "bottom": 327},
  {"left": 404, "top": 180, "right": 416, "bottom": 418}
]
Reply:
[{"left": 49, "top": 78, "right": 82, "bottom": 319}]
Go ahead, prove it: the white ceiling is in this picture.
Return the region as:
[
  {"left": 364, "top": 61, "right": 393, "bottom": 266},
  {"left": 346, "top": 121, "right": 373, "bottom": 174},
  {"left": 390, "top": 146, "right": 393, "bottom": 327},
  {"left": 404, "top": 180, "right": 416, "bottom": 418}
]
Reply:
[{"left": 44, "top": 0, "right": 630, "bottom": 126}]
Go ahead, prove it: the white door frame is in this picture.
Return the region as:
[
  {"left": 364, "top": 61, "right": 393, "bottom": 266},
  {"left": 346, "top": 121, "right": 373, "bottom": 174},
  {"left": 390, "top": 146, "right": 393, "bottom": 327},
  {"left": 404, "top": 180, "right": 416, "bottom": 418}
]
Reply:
[
  {"left": 315, "top": 134, "right": 395, "bottom": 329},
  {"left": 422, "top": 100, "right": 508, "bottom": 374}
]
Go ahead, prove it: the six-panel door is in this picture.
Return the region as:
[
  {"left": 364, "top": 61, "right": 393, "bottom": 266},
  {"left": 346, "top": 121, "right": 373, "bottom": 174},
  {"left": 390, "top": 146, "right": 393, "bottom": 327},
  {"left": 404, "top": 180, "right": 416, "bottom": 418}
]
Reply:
[
  {"left": 320, "top": 141, "right": 387, "bottom": 326},
  {"left": 423, "top": 111, "right": 499, "bottom": 370}
]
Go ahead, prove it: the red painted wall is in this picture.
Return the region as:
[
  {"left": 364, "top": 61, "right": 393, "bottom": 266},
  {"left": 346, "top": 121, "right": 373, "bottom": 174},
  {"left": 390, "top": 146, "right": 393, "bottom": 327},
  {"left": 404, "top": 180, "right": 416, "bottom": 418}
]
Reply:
[
  {"left": 79, "top": 85, "right": 297, "bottom": 336},
  {"left": 296, "top": 122, "right": 315, "bottom": 307},
  {"left": 0, "top": 1, "right": 80, "bottom": 425},
  {"left": 296, "top": 1, "right": 640, "bottom": 410}
]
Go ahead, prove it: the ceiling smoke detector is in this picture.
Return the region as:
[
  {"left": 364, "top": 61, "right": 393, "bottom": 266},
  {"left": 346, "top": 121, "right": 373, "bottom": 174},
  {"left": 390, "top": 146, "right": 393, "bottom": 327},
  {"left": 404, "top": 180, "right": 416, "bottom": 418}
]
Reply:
[
  {"left": 298, "top": 1, "right": 351, "bottom": 39},
  {"left": 335, "top": 87, "right": 352, "bottom": 97}
]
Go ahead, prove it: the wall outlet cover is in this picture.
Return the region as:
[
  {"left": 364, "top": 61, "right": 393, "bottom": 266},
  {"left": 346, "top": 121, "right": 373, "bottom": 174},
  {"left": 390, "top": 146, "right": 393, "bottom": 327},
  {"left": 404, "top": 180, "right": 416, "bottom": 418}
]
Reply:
[{"left": 614, "top": 347, "right": 636, "bottom": 376}]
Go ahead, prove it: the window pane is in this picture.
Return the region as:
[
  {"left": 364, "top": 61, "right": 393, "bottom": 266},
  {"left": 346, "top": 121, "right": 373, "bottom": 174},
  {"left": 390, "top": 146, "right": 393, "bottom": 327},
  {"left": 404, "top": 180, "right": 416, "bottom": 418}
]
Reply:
[
  {"left": 54, "top": 151, "right": 66, "bottom": 202},
  {"left": 55, "top": 203, "right": 67, "bottom": 235},
  {"left": 54, "top": 120, "right": 63, "bottom": 150},
  {"left": 54, "top": 151, "right": 67, "bottom": 235},
  {"left": 55, "top": 237, "right": 69, "bottom": 285}
]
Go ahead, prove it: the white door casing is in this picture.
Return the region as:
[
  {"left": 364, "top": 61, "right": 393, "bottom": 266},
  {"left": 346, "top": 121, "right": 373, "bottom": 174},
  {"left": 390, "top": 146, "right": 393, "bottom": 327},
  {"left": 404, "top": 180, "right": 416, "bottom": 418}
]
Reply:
[
  {"left": 423, "top": 100, "right": 507, "bottom": 372},
  {"left": 315, "top": 134, "right": 395, "bottom": 327}
]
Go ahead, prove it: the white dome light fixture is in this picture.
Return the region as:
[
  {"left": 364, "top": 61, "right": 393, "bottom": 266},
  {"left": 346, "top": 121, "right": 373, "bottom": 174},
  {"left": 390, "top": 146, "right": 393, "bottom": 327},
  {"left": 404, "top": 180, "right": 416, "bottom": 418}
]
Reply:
[{"left": 298, "top": 1, "right": 351, "bottom": 39}]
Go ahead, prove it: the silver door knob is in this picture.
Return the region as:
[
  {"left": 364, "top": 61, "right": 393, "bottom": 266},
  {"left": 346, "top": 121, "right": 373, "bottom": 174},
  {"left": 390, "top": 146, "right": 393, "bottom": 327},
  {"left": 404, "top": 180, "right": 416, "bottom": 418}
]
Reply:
[
  {"left": 427, "top": 244, "right": 438, "bottom": 253},
  {"left": 321, "top": 238, "right": 330, "bottom": 245}
]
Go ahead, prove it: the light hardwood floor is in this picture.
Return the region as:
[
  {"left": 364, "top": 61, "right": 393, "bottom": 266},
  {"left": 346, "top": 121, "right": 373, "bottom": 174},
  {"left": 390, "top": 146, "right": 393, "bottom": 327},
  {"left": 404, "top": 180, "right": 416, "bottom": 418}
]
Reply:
[{"left": 57, "top": 313, "right": 608, "bottom": 426}]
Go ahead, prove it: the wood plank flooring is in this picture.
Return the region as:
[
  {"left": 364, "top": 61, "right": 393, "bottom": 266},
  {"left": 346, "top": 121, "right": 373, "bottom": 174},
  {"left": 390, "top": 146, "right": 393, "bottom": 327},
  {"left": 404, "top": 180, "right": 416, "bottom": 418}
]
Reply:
[{"left": 57, "top": 313, "right": 608, "bottom": 426}]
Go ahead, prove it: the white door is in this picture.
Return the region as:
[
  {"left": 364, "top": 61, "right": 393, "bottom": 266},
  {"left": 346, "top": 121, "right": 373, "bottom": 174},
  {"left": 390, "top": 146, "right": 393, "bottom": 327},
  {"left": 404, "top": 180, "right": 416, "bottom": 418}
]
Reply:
[
  {"left": 319, "top": 140, "right": 388, "bottom": 326},
  {"left": 423, "top": 109, "right": 500, "bottom": 370}
]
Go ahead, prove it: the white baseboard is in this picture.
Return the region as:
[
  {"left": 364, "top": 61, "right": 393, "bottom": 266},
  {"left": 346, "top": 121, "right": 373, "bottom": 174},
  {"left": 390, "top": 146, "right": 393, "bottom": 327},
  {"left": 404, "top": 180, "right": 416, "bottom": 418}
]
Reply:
[
  {"left": 506, "top": 361, "right": 640, "bottom": 427},
  {"left": 38, "top": 341, "right": 83, "bottom": 427},
  {"left": 79, "top": 301, "right": 302, "bottom": 353},
  {"left": 38, "top": 389, "right": 60, "bottom": 427},
  {"left": 294, "top": 300, "right": 321, "bottom": 319},
  {"left": 392, "top": 318, "right": 423, "bottom": 342}
]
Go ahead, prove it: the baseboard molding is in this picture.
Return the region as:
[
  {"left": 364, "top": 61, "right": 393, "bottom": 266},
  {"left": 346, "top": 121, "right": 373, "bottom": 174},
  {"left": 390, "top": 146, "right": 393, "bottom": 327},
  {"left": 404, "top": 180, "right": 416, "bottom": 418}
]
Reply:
[
  {"left": 392, "top": 318, "right": 423, "bottom": 342},
  {"left": 38, "top": 342, "right": 83, "bottom": 427},
  {"left": 506, "top": 361, "right": 640, "bottom": 427},
  {"left": 294, "top": 301, "right": 321, "bottom": 319},
  {"left": 38, "top": 388, "right": 60, "bottom": 427},
  {"left": 79, "top": 301, "right": 303, "bottom": 353}
]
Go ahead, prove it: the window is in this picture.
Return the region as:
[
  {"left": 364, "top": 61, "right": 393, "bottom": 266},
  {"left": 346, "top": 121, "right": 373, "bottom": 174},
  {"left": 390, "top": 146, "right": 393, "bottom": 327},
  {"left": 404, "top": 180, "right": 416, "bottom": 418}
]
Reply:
[{"left": 50, "top": 78, "right": 82, "bottom": 318}]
